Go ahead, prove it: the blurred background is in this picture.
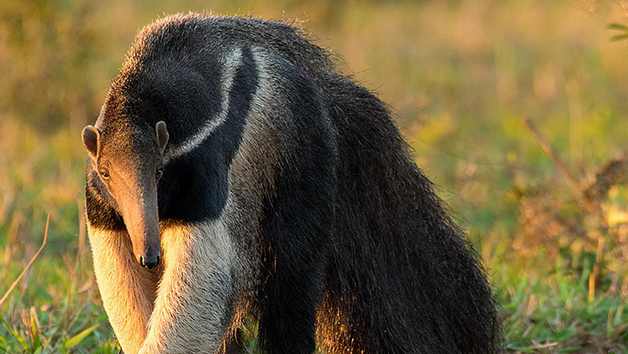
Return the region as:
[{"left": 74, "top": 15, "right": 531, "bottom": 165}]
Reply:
[{"left": 1, "top": 0, "right": 628, "bottom": 352}]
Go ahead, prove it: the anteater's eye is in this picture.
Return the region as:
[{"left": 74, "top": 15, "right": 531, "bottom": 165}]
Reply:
[
  {"left": 100, "top": 169, "right": 110, "bottom": 180},
  {"left": 156, "top": 167, "right": 164, "bottom": 180}
]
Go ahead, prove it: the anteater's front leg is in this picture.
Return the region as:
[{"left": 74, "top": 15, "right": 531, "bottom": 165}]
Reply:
[
  {"left": 138, "top": 221, "right": 236, "bottom": 354},
  {"left": 87, "top": 225, "right": 160, "bottom": 354}
]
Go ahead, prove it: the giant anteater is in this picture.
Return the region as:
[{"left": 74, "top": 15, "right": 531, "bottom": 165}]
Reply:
[{"left": 82, "top": 13, "right": 500, "bottom": 354}]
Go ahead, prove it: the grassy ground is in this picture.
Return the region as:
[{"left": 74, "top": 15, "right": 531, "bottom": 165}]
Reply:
[{"left": 2, "top": 0, "right": 628, "bottom": 352}]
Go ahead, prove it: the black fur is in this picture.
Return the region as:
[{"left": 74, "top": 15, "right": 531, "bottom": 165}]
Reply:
[{"left": 88, "top": 14, "right": 500, "bottom": 354}]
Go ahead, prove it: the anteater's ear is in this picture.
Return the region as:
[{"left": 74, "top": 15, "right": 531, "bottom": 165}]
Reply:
[
  {"left": 82, "top": 125, "right": 100, "bottom": 160},
  {"left": 156, "top": 121, "right": 169, "bottom": 154}
]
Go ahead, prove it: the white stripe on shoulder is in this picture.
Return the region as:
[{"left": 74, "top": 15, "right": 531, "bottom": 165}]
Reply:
[{"left": 166, "top": 47, "right": 244, "bottom": 162}]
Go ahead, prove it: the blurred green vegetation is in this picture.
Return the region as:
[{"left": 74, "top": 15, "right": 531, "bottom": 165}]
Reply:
[{"left": 2, "top": 0, "right": 628, "bottom": 352}]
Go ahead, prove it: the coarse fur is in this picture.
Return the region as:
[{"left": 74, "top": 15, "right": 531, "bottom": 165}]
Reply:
[{"left": 84, "top": 13, "right": 501, "bottom": 354}]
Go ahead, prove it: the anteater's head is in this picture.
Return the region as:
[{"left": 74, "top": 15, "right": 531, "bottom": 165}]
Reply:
[{"left": 82, "top": 121, "right": 169, "bottom": 269}]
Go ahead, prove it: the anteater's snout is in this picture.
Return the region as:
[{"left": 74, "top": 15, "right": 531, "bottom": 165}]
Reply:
[{"left": 139, "top": 253, "right": 161, "bottom": 269}]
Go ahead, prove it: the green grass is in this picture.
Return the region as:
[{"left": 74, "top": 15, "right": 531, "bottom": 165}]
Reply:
[{"left": 2, "top": 0, "right": 628, "bottom": 352}]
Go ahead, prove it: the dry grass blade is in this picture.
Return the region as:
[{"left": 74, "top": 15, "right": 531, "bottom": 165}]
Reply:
[
  {"left": 521, "top": 116, "right": 581, "bottom": 189},
  {"left": 0, "top": 214, "right": 50, "bottom": 310}
]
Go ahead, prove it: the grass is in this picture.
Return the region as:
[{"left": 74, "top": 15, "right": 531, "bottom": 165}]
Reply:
[{"left": 2, "top": 0, "right": 628, "bottom": 352}]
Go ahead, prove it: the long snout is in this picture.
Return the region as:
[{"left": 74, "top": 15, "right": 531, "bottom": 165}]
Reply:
[
  {"left": 125, "top": 203, "right": 161, "bottom": 269},
  {"left": 117, "top": 181, "right": 162, "bottom": 269}
]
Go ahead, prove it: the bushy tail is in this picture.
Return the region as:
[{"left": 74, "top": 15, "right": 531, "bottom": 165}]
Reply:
[{"left": 316, "top": 74, "right": 501, "bottom": 354}]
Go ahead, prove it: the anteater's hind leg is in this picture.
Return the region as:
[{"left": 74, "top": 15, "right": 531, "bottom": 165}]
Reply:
[
  {"left": 256, "top": 167, "right": 333, "bottom": 354},
  {"left": 258, "top": 245, "right": 325, "bottom": 354},
  {"left": 221, "top": 328, "right": 245, "bottom": 354}
]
